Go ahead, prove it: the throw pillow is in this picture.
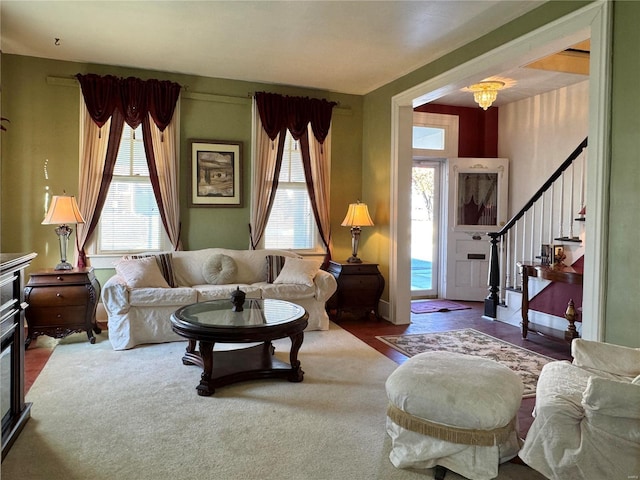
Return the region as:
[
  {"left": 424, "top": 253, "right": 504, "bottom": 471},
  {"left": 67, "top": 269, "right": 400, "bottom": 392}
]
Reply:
[
  {"left": 273, "top": 257, "right": 319, "bottom": 287},
  {"left": 125, "top": 253, "right": 177, "bottom": 287},
  {"left": 265, "top": 255, "right": 287, "bottom": 283},
  {"left": 202, "top": 254, "right": 237, "bottom": 285},
  {"left": 115, "top": 256, "right": 170, "bottom": 288}
]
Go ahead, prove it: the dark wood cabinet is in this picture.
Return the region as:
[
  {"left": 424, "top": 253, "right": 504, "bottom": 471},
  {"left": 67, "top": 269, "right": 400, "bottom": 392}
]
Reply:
[
  {"left": 1, "top": 252, "right": 37, "bottom": 460},
  {"left": 24, "top": 268, "right": 101, "bottom": 346},
  {"left": 326, "top": 261, "right": 385, "bottom": 320}
]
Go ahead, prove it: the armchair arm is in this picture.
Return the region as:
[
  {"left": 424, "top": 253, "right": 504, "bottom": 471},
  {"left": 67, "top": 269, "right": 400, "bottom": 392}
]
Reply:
[
  {"left": 582, "top": 376, "right": 640, "bottom": 420},
  {"left": 313, "top": 269, "right": 338, "bottom": 303},
  {"left": 572, "top": 338, "right": 640, "bottom": 378},
  {"left": 101, "top": 274, "right": 131, "bottom": 315}
]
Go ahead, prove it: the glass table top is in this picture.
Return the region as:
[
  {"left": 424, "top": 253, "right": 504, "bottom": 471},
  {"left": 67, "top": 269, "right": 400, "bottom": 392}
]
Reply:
[{"left": 172, "top": 299, "right": 305, "bottom": 329}]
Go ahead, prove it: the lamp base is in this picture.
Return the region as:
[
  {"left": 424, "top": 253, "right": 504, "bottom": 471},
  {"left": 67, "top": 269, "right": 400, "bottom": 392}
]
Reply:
[
  {"left": 54, "top": 261, "right": 74, "bottom": 271},
  {"left": 346, "top": 256, "right": 362, "bottom": 264}
]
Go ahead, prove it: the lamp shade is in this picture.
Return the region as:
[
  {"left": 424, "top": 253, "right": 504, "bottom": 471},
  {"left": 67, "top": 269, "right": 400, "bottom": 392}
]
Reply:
[
  {"left": 341, "top": 202, "right": 374, "bottom": 227},
  {"left": 42, "top": 195, "right": 85, "bottom": 225}
]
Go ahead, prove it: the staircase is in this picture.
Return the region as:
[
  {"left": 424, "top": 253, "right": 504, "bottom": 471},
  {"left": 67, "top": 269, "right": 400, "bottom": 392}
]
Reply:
[{"left": 484, "top": 138, "right": 588, "bottom": 337}]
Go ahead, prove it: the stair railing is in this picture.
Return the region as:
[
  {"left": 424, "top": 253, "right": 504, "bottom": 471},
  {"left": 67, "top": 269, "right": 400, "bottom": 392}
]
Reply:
[{"left": 484, "top": 137, "right": 588, "bottom": 318}]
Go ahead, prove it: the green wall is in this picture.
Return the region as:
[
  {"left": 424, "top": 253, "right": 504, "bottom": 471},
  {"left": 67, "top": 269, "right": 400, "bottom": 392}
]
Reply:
[
  {"left": 605, "top": 0, "right": 640, "bottom": 346},
  {"left": 1, "top": 55, "right": 363, "bottom": 286}
]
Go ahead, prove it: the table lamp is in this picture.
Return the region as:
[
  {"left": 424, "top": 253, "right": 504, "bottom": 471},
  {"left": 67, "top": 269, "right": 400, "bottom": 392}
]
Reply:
[
  {"left": 42, "top": 194, "right": 85, "bottom": 270},
  {"left": 341, "top": 201, "right": 374, "bottom": 263}
]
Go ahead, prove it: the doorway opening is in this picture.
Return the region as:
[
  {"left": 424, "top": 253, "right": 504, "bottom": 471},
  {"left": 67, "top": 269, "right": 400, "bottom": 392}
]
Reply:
[{"left": 411, "top": 161, "right": 440, "bottom": 298}]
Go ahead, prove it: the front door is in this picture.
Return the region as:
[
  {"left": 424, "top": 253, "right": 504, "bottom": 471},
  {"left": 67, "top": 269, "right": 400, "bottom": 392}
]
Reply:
[{"left": 444, "top": 157, "right": 509, "bottom": 301}]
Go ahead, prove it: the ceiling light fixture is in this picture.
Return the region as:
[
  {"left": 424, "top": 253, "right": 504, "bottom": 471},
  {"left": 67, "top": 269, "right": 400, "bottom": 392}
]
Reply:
[{"left": 467, "top": 81, "right": 505, "bottom": 110}]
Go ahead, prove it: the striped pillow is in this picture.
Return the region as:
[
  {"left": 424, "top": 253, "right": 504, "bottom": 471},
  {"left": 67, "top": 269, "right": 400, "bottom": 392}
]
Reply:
[
  {"left": 266, "top": 255, "right": 287, "bottom": 283},
  {"left": 125, "top": 253, "right": 177, "bottom": 288}
]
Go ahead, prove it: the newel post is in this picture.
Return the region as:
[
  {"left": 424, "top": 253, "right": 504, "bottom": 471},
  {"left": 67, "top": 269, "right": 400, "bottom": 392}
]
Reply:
[{"left": 484, "top": 233, "right": 500, "bottom": 318}]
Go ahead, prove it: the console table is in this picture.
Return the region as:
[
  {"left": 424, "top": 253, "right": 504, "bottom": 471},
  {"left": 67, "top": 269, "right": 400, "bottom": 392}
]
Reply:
[
  {"left": 518, "top": 262, "right": 583, "bottom": 341},
  {"left": 1, "top": 252, "right": 36, "bottom": 460}
]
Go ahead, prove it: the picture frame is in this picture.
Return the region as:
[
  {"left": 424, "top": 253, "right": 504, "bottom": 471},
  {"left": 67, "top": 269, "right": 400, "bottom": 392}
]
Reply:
[{"left": 190, "top": 140, "right": 242, "bottom": 207}]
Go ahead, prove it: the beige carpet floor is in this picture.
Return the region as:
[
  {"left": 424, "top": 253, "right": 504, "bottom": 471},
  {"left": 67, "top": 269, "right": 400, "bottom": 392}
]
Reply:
[{"left": 1, "top": 323, "right": 545, "bottom": 480}]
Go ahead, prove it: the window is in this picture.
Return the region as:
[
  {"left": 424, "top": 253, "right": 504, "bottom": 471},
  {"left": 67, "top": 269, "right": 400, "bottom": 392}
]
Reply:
[
  {"left": 413, "top": 112, "right": 459, "bottom": 158},
  {"left": 96, "top": 124, "right": 168, "bottom": 254},
  {"left": 263, "top": 131, "right": 322, "bottom": 251}
]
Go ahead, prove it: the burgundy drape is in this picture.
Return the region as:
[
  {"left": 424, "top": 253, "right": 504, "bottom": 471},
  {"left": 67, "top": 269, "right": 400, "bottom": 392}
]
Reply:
[
  {"left": 255, "top": 92, "right": 336, "bottom": 143},
  {"left": 76, "top": 74, "right": 181, "bottom": 266},
  {"left": 254, "top": 92, "right": 336, "bottom": 264},
  {"left": 76, "top": 74, "right": 180, "bottom": 131}
]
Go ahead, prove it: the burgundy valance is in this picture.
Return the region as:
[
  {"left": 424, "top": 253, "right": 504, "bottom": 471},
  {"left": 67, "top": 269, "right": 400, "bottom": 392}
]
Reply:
[
  {"left": 76, "top": 74, "right": 181, "bottom": 131},
  {"left": 255, "top": 92, "right": 336, "bottom": 144}
]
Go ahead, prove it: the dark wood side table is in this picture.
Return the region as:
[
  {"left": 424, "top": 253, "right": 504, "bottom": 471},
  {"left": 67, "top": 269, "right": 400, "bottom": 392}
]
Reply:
[
  {"left": 24, "top": 267, "right": 101, "bottom": 346},
  {"left": 326, "top": 260, "right": 385, "bottom": 320}
]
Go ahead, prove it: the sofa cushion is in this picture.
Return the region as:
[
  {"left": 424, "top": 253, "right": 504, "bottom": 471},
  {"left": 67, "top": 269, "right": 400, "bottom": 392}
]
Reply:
[
  {"left": 274, "top": 257, "right": 319, "bottom": 287},
  {"left": 266, "top": 255, "right": 287, "bottom": 283},
  {"left": 202, "top": 253, "right": 237, "bottom": 285},
  {"left": 128, "top": 287, "right": 198, "bottom": 306},
  {"left": 116, "top": 257, "right": 170, "bottom": 289},
  {"left": 260, "top": 282, "right": 315, "bottom": 300},
  {"left": 194, "top": 284, "right": 262, "bottom": 302},
  {"left": 125, "top": 253, "right": 177, "bottom": 287}
]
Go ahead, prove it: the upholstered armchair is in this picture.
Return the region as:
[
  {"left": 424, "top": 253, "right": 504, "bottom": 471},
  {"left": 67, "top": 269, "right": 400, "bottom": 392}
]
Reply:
[{"left": 519, "top": 338, "right": 640, "bottom": 479}]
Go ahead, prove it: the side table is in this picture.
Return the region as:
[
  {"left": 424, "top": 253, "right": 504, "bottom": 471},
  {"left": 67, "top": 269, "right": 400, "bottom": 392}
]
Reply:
[
  {"left": 326, "top": 260, "right": 385, "bottom": 320},
  {"left": 24, "top": 267, "right": 101, "bottom": 346}
]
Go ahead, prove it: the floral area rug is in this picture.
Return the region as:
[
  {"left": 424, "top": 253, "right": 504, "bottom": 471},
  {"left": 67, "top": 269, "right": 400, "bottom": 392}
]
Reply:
[{"left": 377, "top": 328, "right": 556, "bottom": 397}]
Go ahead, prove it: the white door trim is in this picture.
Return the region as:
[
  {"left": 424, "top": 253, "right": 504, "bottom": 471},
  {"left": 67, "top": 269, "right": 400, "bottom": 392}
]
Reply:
[{"left": 389, "top": 1, "right": 611, "bottom": 340}]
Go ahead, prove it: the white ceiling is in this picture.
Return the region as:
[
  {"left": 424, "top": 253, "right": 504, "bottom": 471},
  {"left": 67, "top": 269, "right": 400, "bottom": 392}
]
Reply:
[{"left": 1, "top": 0, "right": 587, "bottom": 105}]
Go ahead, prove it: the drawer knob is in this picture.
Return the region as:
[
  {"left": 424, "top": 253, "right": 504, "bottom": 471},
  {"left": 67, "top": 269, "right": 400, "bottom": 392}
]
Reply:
[
  {"left": 56, "top": 293, "right": 62, "bottom": 297},
  {"left": 57, "top": 276, "right": 63, "bottom": 281}
]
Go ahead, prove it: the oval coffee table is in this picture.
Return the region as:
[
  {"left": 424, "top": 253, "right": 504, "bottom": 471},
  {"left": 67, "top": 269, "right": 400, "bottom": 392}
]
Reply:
[{"left": 171, "top": 299, "right": 308, "bottom": 396}]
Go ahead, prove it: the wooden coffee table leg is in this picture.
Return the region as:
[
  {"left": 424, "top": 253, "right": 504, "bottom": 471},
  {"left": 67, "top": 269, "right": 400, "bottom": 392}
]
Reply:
[
  {"left": 288, "top": 332, "right": 304, "bottom": 382},
  {"left": 182, "top": 339, "right": 199, "bottom": 366},
  {"left": 196, "top": 341, "right": 215, "bottom": 396}
]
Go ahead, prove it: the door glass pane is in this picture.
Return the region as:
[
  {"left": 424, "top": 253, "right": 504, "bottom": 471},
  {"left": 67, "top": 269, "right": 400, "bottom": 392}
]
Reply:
[
  {"left": 457, "top": 172, "right": 498, "bottom": 226},
  {"left": 413, "top": 126, "right": 445, "bottom": 150},
  {"left": 411, "top": 166, "right": 435, "bottom": 291}
]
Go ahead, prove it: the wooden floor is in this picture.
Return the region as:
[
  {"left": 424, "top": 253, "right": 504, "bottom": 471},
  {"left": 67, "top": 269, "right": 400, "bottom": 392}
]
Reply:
[{"left": 25, "top": 303, "right": 573, "bottom": 438}]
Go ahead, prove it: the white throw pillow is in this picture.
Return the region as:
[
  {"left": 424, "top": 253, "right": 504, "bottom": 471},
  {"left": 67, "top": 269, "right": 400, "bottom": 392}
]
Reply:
[
  {"left": 115, "top": 256, "right": 170, "bottom": 288},
  {"left": 202, "top": 254, "right": 237, "bottom": 285},
  {"left": 273, "top": 257, "right": 319, "bottom": 287}
]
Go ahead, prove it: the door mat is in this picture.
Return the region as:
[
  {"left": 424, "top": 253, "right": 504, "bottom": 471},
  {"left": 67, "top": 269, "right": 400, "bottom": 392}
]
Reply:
[
  {"left": 411, "top": 299, "right": 471, "bottom": 314},
  {"left": 376, "top": 328, "right": 555, "bottom": 397}
]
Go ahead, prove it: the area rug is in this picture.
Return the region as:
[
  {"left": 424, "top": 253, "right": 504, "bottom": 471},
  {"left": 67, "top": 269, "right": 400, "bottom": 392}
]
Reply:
[
  {"left": 2, "top": 325, "right": 545, "bottom": 480},
  {"left": 410, "top": 299, "right": 471, "bottom": 314},
  {"left": 376, "top": 328, "right": 555, "bottom": 397}
]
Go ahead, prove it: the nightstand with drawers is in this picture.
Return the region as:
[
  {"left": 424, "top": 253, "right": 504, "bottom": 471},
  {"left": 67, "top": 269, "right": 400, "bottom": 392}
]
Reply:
[
  {"left": 326, "top": 260, "right": 385, "bottom": 321},
  {"left": 23, "top": 268, "right": 101, "bottom": 347}
]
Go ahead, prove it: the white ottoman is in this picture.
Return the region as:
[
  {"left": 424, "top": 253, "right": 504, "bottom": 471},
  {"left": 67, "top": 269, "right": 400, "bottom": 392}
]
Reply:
[{"left": 385, "top": 351, "right": 524, "bottom": 480}]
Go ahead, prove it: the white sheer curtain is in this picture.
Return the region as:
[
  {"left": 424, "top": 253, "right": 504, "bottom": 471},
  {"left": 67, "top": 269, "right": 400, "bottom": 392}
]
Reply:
[
  {"left": 307, "top": 126, "right": 333, "bottom": 255},
  {"left": 145, "top": 103, "right": 182, "bottom": 250},
  {"left": 75, "top": 104, "right": 112, "bottom": 267},
  {"left": 249, "top": 101, "right": 284, "bottom": 249}
]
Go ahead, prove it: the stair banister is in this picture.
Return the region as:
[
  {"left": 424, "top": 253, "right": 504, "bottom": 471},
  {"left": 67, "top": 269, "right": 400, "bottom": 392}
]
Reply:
[{"left": 484, "top": 137, "right": 588, "bottom": 318}]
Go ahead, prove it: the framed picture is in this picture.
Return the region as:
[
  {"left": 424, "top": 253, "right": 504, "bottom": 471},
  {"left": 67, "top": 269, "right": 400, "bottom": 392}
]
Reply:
[{"left": 190, "top": 140, "right": 242, "bottom": 207}]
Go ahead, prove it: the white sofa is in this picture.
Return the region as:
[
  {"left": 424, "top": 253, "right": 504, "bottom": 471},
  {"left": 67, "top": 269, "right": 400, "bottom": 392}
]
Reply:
[
  {"left": 519, "top": 338, "right": 640, "bottom": 480},
  {"left": 102, "top": 248, "right": 337, "bottom": 350}
]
